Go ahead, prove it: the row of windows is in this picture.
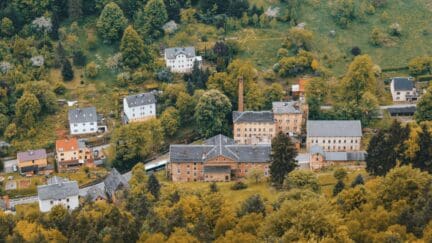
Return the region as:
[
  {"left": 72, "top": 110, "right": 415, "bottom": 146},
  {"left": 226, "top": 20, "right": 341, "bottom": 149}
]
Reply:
[
  {"left": 131, "top": 105, "right": 154, "bottom": 111},
  {"left": 321, "top": 146, "right": 355, "bottom": 150},
  {"left": 73, "top": 128, "right": 95, "bottom": 133},
  {"left": 310, "top": 139, "right": 359, "bottom": 144},
  {"left": 73, "top": 122, "right": 94, "bottom": 127},
  {"left": 236, "top": 133, "right": 273, "bottom": 138},
  {"left": 278, "top": 119, "right": 298, "bottom": 123},
  {"left": 237, "top": 128, "right": 273, "bottom": 132},
  {"left": 132, "top": 110, "right": 153, "bottom": 117},
  {"left": 278, "top": 126, "right": 297, "bottom": 130}
]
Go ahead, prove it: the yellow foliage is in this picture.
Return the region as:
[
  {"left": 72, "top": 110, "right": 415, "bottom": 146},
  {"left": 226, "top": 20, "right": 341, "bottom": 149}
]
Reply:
[{"left": 311, "top": 59, "right": 320, "bottom": 70}]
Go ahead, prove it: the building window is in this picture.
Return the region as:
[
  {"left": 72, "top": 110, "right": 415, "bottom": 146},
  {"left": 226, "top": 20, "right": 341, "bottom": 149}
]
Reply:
[
  {"left": 50, "top": 200, "right": 53, "bottom": 205},
  {"left": 66, "top": 198, "right": 69, "bottom": 202}
]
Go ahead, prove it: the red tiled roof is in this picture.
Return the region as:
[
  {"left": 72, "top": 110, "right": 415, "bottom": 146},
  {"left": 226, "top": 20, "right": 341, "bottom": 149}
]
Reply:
[{"left": 56, "top": 138, "right": 79, "bottom": 152}]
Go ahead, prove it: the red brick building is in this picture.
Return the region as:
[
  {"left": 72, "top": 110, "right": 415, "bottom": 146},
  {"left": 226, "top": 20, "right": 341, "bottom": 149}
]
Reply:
[{"left": 168, "top": 134, "right": 271, "bottom": 182}]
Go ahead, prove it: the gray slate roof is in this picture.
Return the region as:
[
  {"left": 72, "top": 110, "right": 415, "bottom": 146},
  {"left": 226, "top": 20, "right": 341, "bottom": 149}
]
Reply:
[
  {"left": 17, "top": 149, "right": 47, "bottom": 162},
  {"left": 203, "top": 166, "right": 231, "bottom": 174},
  {"left": 387, "top": 106, "right": 416, "bottom": 116},
  {"left": 165, "top": 47, "right": 196, "bottom": 59},
  {"left": 170, "top": 134, "right": 271, "bottom": 163},
  {"left": 392, "top": 78, "right": 414, "bottom": 91},
  {"left": 85, "top": 186, "right": 107, "bottom": 201},
  {"left": 233, "top": 111, "right": 275, "bottom": 123},
  {"left": 104, "top": 168, "right": 130, "bottom": 198},
  {"left": 307, "top": 120, "right": 362, "bottom": 137},
  {"left": 68, "top": 107, "right": 97, "bottom": 124},
  {"left": 125, "top": 92, "right": 156, "bottom": 108},
  {"left": 272, "top": 101, "right": 302, "bottom": 114},
  {"left": 37, "top": 180, "right": 79, "bottom": 201}
]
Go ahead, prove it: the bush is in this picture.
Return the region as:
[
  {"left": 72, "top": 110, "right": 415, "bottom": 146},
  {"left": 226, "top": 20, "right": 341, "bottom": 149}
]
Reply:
[
  {"left": 156, "top": 68, "right": 173, "bottom": 82},
  {"left": 351, "top": 46, "right": 361, "bottom": 56},
  {"left": 85, "top": 62, "right": 98, "bottom": 78},
  {"left": 73, "top": 50, "right": 87, "bottom": 67},
  {"left": 231, "top": 181, "right": 248, "bottom": 190},
  {"left": 210, "top": 182, "right": 218, "bottom": 192},
  {"left": 53, "top": 83, "right": 67, "bottom": 95}
]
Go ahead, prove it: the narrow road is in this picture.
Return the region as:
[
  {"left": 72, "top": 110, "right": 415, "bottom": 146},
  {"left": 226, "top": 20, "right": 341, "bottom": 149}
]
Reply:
[{"left": 9, "top": 153, "right": 169, "bottom": 208}]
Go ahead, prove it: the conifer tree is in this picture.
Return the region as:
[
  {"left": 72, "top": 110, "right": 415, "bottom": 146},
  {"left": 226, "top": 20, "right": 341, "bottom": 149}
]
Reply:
[
  {"left": 68, "top": 0, "right": 83, "bottom": 20},
  {"left": 412, "top": 124, "right": 432, "bottom": 173},
  {"left": 351, "top": 174, "right": 364, "bottom": 187},
  {"left": 136, "top": 0, "right": 168, "bottom": 40},
  {"left": 269, "top": 132, "right": 298, "bottom": 187},
  {"left": 97, "top": 2, "right": 128, "bottom": 42},
  {"left": 147, "top": 173, "right": 161, "bottom": 199},
  {"left": 120, "top": 25, "right": 149, "bottom": 68},
  {"left": 333, "top": 180, "right": 345, "bottom": 196},
  {"left": 415, "top": 86, "right": 432, "bottom": 123},
  {"left": 61, "top": 59, "right": 74, "bottom": 81}
]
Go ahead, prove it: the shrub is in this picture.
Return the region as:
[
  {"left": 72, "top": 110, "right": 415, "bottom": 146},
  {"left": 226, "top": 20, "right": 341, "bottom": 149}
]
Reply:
[
  {"left": 210, "top": 182, "right": 218, "bottom": 192},
  {"left": 389, "top": 23, "right": 402, "bottom": 36},
  {"left": 73, "top": 50, "right": 87, "bottom": 67},
  {"left": 156, "top": 68, "right": 173, "bottom": 82},
  {"left": 351, "top": 46, "right": 361, "bottom": 56},
  {"left": 85, "top": 62, "right": 98, "bottom": 78},
  {"left": 408, "top": 56, "right": 432, "bottom": 76},
  {"left": 231, "top": 181, "right": 248, "bottom": 190}
]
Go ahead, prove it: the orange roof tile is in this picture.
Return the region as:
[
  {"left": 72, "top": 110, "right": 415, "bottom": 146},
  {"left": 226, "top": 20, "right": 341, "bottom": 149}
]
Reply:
[
  {"left": 298, "top": 78, "right": 310, "bottom": 92},
  {"left": 56, "top": 138, "right": 79, "bottom": 152}
]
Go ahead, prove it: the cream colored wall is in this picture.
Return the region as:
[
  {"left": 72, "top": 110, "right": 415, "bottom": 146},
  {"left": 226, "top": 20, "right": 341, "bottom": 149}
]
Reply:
[
  {"left": 57, "top": 150, "right": 78, "bottom": 162},
  {"left": 306, "top": 136, "right": 361, "bottom": 152},
  {"left": 274, "top": 113, "right": 303, "bottom": 135},
  {"left": 18, "top": 158, "right": 47, "bottom": 168},
  {"left": 234, "top": 122, "right": 276, "bottom": 144}
]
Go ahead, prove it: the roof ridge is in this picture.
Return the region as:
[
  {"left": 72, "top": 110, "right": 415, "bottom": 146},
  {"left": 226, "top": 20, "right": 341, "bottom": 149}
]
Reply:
[{"left": 224, "top": 146, "right": 240, "bottom": 160}]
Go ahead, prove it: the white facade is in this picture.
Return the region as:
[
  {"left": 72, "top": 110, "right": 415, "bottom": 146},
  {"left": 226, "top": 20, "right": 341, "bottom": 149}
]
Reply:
[
  {"left": 164, "top": 47, "right": 202, "bottom": 73},
  {"left": 70, "top": 121, "right": 98, "bottom": 135},
  {"left": 306, "top": 136, "right": 362, "bottom": 152},
  {"left": 39, "top": 195, "right": 79, "bottom": 213},
  {"left": 390, "top": 78, "right": 416, "bottom": 102},
  {"left": 123, "top": 99, "right": 156, "bottom": 122}
]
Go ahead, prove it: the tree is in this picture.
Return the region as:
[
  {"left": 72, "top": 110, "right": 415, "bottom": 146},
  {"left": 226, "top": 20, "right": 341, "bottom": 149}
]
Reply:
[
  {"left": 209, "top": 182, "right": 218, "bottom": 192},
  {"left": 415, "top": 86, "right": 432, "bottom": 122},
  {"left": 351, "top": 174, "right": 364, "bottom": 187},
  {"left": 175, "top": 92, "right": 196, "bottom": 125},
  {"left": 160, "top": 107, "right": 179, "bottom": 136},
  {"left": 286, "top": 27, "right": 313, "bottom": 51},
  {"left": 72, "top": 50, "right": 87, "bottom": 67},
  {"left": 238, "top": 194, "right": 266, "bottom": 217},
  {"left": 270, "top": 132, "right": 298, "bottom": 187},
  {"left": 0, "top": 17, "right": 14, "bottom": 37},
  {"left": 23, "top": 81, "right": 58, "bottom": 114},
  {"left": 136, "top": 0, "right": 168, "bottom": 40},
  {"left": 61, "top": 59, "right": 74, "bottom": 81},
  {"left": 412, "top": 124, "right": 432, "bottom": 173},
  {"left": 194, "top": 89, "right": 232, "bottom": 138},
  {"left": 263, "top": 83, "right": 284, "bottom": 109},
  {"left": 54, "top": 42, "right": 66, "bottom": 68},
  {"left": 333, "top": 168, "right": 348, "bottom": 181},
  {"left": 366, "top": 130, "right": 394, "bottom": 176},
  {"left": 408, "top": 56, "right": 431, "bottom": 76},
  {"left": 15, "top": 92, "right": 41, "bottom": 129},
  {"left": 120, "top": 25, "right": 150, "bottom": 68},
  {"left": 68, "top": 0, "right": 83, "bottom": 20},
  {"left": 164, "top": 0, "right": 181, "bottom": 22},
  {"left": 283, "top": 170, "right": 320, "bottom": 193},
  {"left": 97, "top": 2, "right": 128, "bottom": 42},
  {"left": 147, "top": 173, "right": 160, "bottom": 199},
  {"left": 247, "top": 168, "right": 263, "bottom": 184},
  {"left": 0, "top": 159, "right": 3, "bottom": 172},
  {"left": 333, "top": 180, "right": 345, "bottom": 196}
]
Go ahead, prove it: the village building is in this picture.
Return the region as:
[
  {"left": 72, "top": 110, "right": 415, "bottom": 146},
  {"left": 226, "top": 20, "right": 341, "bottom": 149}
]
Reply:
[
  {"left": 84, "top": 186, "right": 107, "bottom": 202},
  {"left": 55, "top": 138, "right": 94, "bottom": 172},
  {"left": 68, "top": 107, "right": 98, "bottom": 135},
  {"left": 168, "top": 134, "right": 271, "bottom": 182},
  {"left": 123, "top": 92, "right": 156, "bottom": 123},
  {"left": 272, "top": 101, "right": 304, "bottom": 136},
  {"left": 291, "top": 78, "right": 310, "bottom": 101},
  {"left": 164, "top": 46, "right": 202, "bottom": 73},
  {"left": 37, "top": 176, "right": 79, "bottom": 212},
  {"left": 233, "top": 111, "right": 276, "bottom": 144},
  {"left": 306, "top": 120, "right": 362, "bottom": 152},
  {"left": 390, "top": 77, "right": 418, "bottom": 102},
  {"left": 104, "top": 168, "right": 129, "bottom": 202},
  {"left": 17, "top": 149, "right": 49, "bottom": 176}
]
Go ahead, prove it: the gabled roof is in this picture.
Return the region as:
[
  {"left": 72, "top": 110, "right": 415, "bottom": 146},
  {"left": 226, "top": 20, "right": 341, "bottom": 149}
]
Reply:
[
  {"left": 37, "top": 179, "right": 79, "bottom": 201},
  {"left": 56, "top": 138, "right": 79, "bottom": 152},
  {"left": 68, "top": 107, "right": 97, "bottom": 124},
  {"left": 85, "top": 186, "right": 107, "bottom": 201},
  {"left": 165, "top": 47, "right": 196, "bottom": 59},
  {"left": 392, "top": 77, "right": 414, "bottom": 91},
  {"left": 272, "top": 101, "right": 302, "bottom": 114},
  {"left": 307, "top": 120, "right": 362, "bottom": 137},
  {"left": 169, "top": 134, "right": 271, "bottom": 163},
  {"left": 233, "top": 111, "right": 274, "bottom": 123},
  {"left": 17, "top": 149, "right": 47, "bottom": 162},
  {"left": 104, "top": 168, "right": 129, "bottom": 197},
  {"left": 124, "top": 92, "right": 156, "bottom": 108}
]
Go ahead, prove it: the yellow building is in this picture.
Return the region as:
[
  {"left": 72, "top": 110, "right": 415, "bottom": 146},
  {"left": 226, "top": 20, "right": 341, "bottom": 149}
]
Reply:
[
  {"left": 272, "top": 101, "right": 304, "bottom": 136},
  {"left": 17, "top": 149, "right": 48, "bottom": 176},
  {"left": 56, "top": 138, "right": 93, "bottom": 172},
  {"left": 233, "top": 111, "right": 276, "bottom": 144}
]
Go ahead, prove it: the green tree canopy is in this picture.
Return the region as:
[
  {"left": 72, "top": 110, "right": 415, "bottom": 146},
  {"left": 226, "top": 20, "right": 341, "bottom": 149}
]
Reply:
[
  {"left": 120, "top": 25, "right": 150, "bottom": 68},
  {"left": 270, "top": 132, "right": 298, "bottom": 187},
  {"left": 97, "top": 2, "right": 128, "bottom": 42}
]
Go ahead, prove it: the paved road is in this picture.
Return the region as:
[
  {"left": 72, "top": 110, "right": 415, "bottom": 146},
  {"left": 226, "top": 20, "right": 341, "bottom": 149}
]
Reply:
[{"left": 9, "top": 153, "right": 169, "bottom": 208}]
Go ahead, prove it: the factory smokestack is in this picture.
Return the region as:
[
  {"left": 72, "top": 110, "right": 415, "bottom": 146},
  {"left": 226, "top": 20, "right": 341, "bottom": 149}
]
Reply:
[{"left": 238, "top": 76, "right": 244, "bottom": 112}]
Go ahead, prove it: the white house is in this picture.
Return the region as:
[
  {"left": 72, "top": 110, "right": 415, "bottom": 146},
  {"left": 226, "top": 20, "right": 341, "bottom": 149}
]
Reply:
[
  {"left": 390, "top": 77, "right": 418, "bottom": 102},
  {"left": 123, "top": 92, "right": 156, "bottom": 123},
  {"left": 37, "top": 176, "right": 79, "bottom": 212},
  {"left": 306, "top": 120, "right": 362, "bottom": 152},
  {"left": 164, "top": 46, "right": 202, "bottom": 73},
  {"left": 68, "top": 107, "right": 98, "bottom": 135}
]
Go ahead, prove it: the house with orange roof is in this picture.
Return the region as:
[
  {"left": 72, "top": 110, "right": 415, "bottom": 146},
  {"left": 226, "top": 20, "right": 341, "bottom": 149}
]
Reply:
[
  {"left": 291, "top": 78, "right": 310, "bottom": 101},
  {"left": 55, "top": 138, "right": 94, "bottom": 172}
]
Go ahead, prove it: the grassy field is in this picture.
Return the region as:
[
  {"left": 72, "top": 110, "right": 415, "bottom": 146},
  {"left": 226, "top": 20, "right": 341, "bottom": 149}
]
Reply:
[{"left": 232, "top": 0, "right": 432, "bottom": 75}]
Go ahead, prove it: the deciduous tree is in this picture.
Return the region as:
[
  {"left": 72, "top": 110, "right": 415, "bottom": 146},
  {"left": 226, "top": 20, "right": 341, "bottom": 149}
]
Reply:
[
  {"left": 270, "top": 132, "right": 298, "bottom": 187},
  {"left": 120, "top": 25, "right": 150, "bottom": 68},
  {"left": 97, "top": 2, "right": 128, "bottom": 42}
]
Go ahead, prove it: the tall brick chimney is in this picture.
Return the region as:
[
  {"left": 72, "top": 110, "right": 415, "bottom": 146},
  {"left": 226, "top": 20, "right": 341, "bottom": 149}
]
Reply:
[{"left": 238, "top": 76, "right": 244, "bottom": 112}]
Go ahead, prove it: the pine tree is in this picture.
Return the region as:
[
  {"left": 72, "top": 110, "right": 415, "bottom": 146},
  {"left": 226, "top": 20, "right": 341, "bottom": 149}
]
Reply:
[
  {"left": 120, "top": 25, "right": 149, "bottom": 68},
  {"left": 68, "top": 0, "right": 83, "bottom": 20},
  {"left": 412, "top": 124, "right": 432, "bottom": 173},
  {"left": 351, "top": 174, "right": 364, "bottom": 187},
  {"left": 269, "top": 132, "right": 298, "bottom": 187},
  {"left": 366, "top": 129, "right": 393, "bottom": 176},
  {"left": 333, "top": 180, "right": 345, "bottom": 196},
  {"left": 238, "top": 194, "right": 266, "bottom": 216},
  {"left": 61, "top": 59, "right": 74, "bottom": 81},
  {"left": 147, "top": 173, "right": 161, "bottom": 199},
  {"left": 72, "top": 50, "right": 87, "bottom": 67},
  {"left": 415, "top": 87, "right": 432, "bottom": 123},
  {"left": 54, "top": 42, "right": 66, "bottom": 68},
  {"left": 136, "top": 0, "right": 168, "bottom": 40},
  {"left": 97, "top": 2, "right": 128, "bottom": 42}
]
